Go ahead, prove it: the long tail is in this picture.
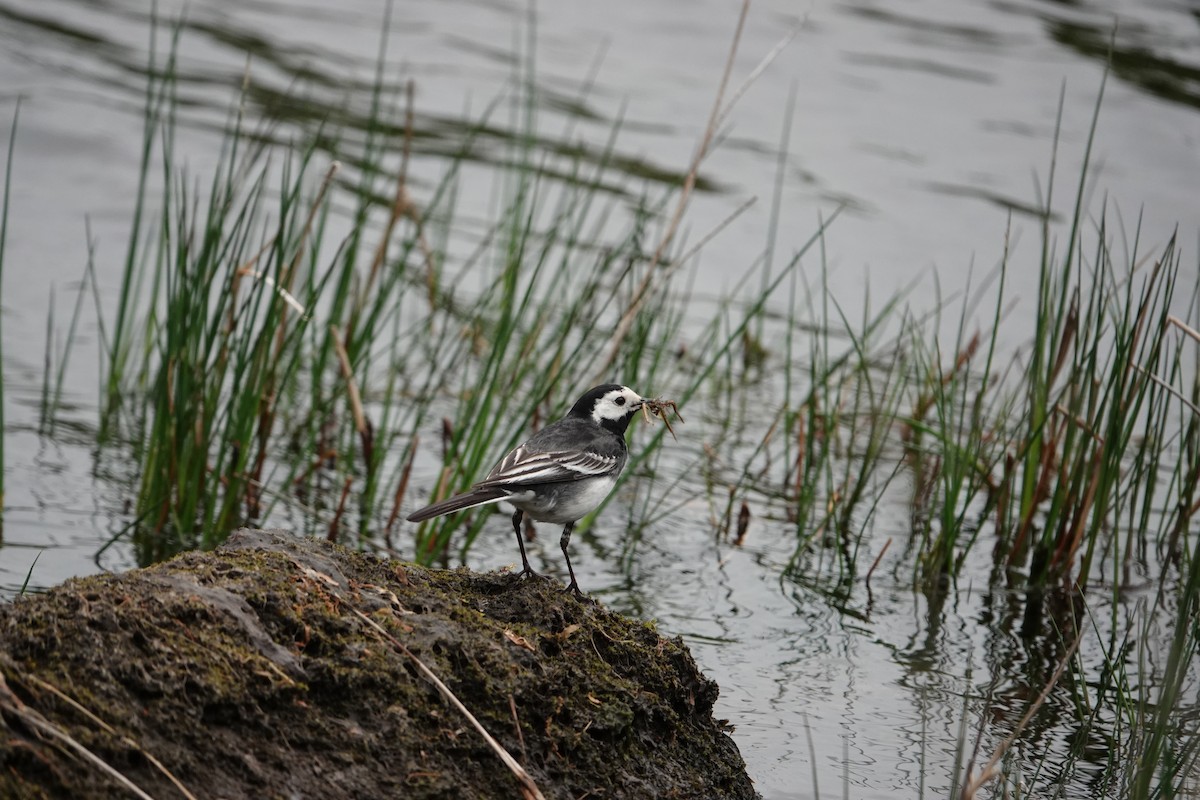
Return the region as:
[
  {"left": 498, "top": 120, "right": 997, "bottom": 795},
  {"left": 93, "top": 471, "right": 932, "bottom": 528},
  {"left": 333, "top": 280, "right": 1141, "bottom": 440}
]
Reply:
[{"left": 406, "top": 486, "right": 511, "bottom": 522}]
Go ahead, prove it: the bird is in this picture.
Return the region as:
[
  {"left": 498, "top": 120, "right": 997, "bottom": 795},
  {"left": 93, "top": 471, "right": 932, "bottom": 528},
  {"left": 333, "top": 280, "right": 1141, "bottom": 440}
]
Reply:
[{"left": 407, "top": 384, "right": 646, "bottom": 596}]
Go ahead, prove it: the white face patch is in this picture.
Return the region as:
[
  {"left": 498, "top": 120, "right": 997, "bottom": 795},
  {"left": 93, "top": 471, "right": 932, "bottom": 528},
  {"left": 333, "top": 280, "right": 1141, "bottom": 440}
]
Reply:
[{"left": 591, "top": 386, "right": 643, "bottom": 423}]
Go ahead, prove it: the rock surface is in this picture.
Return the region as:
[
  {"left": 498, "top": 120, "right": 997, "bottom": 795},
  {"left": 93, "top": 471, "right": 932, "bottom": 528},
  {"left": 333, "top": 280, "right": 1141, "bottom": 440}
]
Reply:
[{"left": 0, "top": 529, "right": 755, "bottom": 799}]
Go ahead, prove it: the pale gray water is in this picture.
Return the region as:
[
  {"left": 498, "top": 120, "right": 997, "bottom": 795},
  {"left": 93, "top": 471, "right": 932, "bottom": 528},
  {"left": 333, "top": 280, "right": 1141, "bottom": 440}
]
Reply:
[{"left": 2, "top": 1, "right": 1199, "bottom": 797}]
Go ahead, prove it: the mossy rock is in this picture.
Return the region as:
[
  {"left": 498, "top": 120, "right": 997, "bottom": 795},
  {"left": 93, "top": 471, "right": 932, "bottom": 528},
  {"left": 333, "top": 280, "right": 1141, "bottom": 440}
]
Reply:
[{"left": 0, "top": 529, "right": 755, "bottom": 799}]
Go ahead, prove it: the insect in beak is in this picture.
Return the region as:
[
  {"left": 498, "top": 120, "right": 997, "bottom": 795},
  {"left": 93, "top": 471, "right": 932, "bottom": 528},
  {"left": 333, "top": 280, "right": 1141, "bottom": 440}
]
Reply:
[{"left": 639, "top": 396, "right": 684, "bottom": 440}]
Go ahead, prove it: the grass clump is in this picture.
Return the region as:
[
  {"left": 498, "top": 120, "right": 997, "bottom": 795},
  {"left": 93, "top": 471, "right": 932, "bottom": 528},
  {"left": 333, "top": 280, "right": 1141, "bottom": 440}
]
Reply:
[
  {"left": 666, "top": 81, "right": 1200, "bottom": 799},
  {"left": 82, "top": 16, "right": 809, "bottom": 571},
  {"left": 96, "top": 39, "right": 347, "bottom": 561}
]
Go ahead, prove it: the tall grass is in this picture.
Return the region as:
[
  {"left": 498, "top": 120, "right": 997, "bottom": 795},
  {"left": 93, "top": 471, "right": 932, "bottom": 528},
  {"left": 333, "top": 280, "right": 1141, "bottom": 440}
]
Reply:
[
  {"left": 0, "top": 99, "right": 18, "bottom": 531},
  {"left": 24, "top": 11, "right": 1200, "bottom": 798},
  {"left": 716, "top": 95, "right": 1200, "bottom": 600},
  {"left": 1128, "top": 527, "right": 1200, "bottom": 797},
  {"left": 82, "top": 13, "right": 815, "bottom": 571},
  {"left": 90, "top": 22, "right": 422, "bottom": 560},
  {"left": 644, "top": 73, "right": 1200, "bottom": 797}
]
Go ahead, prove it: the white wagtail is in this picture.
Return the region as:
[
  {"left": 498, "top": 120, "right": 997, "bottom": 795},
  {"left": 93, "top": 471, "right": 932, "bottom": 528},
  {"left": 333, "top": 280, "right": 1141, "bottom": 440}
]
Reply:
[{"left": 407, "top": 384, "right": 646, "bottom": 596}]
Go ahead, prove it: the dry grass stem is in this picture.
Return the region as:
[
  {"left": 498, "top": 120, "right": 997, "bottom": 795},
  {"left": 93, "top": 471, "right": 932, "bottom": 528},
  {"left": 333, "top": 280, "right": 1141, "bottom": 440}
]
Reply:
[
  {"left": 363, "top": 80, "right": 416, "bottom": 304},
  {"left": 508, "top": 694, "right": 529, "bottom": 762},
  {"left": 1053, "top": 403, "right": 1104, "bottom": 444},
  {"left": 1132, "top": 362, "right": 1200, "bottom": 416},
  {"left": 675, "top": 195, "right": 758, "bottom": 267},
  {"left": 330, "top": 325, "right": 368, "bottom": 440},
  {"left": 0, "top": 673, "right": 159, "bottom": 800},
  {"left": 959, "top": 630, "right": 1085, "bottom": 799},
  {"left": 327, "top": 475, "right": 354, "bottom": 543},
  {"left": 25, "top": 674, "right": 198, "bottom": 800},
  {"left": 864, "top": 537, "right": 892, "bottom": 594},
  {"left": 270, "top": 160, "right": 341, "bottom": 361},
  {"left": 714, "top": 25, "right": 799, "bottom": 131},
  {"left": 234, "top": 266, "right": 307, "bottom": 314},
  {"left": 384, "top": 436, "right": 419, "bottom": 546},
  {"left": 283, "top": 160, "right": 341, "bottom": 293},
  {"left": 594, "top": 0, "right": 751, "bottom": 381},
  {"left": 1168, "top": 314, "right": 1200, "bottom": 343},
  {"left": 347, "top": 607, "right": 547, "bottom": 800},
  {"left": 290, "top": 558, "right": 547, "bottom": 800}
]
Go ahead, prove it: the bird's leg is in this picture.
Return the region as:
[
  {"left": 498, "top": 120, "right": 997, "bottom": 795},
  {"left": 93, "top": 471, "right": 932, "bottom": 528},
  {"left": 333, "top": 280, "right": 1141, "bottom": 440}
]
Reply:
[
  {"left": 511, "top": 509, "right": 539, "bottom": 578},
  {"left": 560, "top": 522, "right": 583, "bottom": 598}
]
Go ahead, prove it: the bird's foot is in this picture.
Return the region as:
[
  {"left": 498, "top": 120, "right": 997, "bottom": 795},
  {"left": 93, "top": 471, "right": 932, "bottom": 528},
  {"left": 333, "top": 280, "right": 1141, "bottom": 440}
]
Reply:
[
  {"left": 515, "top": 564, "right": 543, "bottom": 581},
  {"left": 563, "top": 580, "right": 590, "bottom": 601}
]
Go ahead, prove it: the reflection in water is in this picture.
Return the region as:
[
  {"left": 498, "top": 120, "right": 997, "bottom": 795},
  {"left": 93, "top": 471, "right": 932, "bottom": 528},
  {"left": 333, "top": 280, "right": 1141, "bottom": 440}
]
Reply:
[
  {"left": 1049, "top": 19, "right": 1200, "bottom": 111},
  {"left": 1, "top": 0, "right": 1199, "bottom": 798},
  {"left": 0, "top": 0, "right": 715, "bottom": 207}
]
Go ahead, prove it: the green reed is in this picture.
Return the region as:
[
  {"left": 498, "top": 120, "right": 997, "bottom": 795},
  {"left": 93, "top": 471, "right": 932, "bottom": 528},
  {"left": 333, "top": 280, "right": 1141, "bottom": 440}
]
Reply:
[
  {"left": 749, "top": 94, "right": 1200, "bottom": 608},
  {"left": 75, "top": 12, "right": 811, "bottom": 570},
  {"left": 659, "top": 72, "right": 1200, "bottom": 796},
  {"left": 93, "top": 21, "right": 413, "bottom": 561},
  {"left": 24, "top": 12, "right": 1200, "bottom": 795},
  {"left": 0, "top": 99, "right": 18, "bottom": 526}
]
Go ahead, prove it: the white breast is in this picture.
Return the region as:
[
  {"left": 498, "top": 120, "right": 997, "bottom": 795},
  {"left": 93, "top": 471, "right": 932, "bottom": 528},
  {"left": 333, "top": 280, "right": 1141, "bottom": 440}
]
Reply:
[{"left": 509, "top": 474, "right": 618, "bottom": 524}]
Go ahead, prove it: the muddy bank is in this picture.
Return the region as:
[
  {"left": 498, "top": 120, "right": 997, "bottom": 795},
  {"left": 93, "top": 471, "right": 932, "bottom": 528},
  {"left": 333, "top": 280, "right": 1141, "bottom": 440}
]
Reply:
[{"left": 0, "top": 529, "right": 755, "bottom": 799}]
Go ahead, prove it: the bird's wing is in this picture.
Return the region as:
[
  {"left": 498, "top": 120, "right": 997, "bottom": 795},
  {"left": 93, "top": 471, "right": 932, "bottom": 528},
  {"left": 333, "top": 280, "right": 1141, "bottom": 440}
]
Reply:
[{"left": 477, "top": 445, "right": 619, "bottom": 487}]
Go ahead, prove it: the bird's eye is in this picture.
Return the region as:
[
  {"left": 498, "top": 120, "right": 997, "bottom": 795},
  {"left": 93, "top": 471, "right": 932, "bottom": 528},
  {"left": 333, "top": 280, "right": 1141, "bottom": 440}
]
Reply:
[{"left": 614, "top": 396, "right": 626, "bottom": 406}]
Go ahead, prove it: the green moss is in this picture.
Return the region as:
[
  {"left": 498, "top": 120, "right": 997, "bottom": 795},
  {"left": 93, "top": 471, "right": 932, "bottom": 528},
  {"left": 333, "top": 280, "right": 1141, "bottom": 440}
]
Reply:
[{"left": 0, "top": 529, "right": 753, "bottom": 799}]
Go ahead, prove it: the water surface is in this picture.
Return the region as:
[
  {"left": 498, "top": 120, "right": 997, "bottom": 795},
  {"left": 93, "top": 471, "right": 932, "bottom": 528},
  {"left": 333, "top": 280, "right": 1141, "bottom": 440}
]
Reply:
[{"left": 2, "top": 1, "right": 1199, "bottom": 797}]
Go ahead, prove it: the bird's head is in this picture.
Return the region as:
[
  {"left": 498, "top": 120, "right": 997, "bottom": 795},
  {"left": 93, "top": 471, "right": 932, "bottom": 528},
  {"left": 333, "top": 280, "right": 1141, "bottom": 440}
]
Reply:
[{"left": 569, "top": 384, "right": 645, "bottom": 434}]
